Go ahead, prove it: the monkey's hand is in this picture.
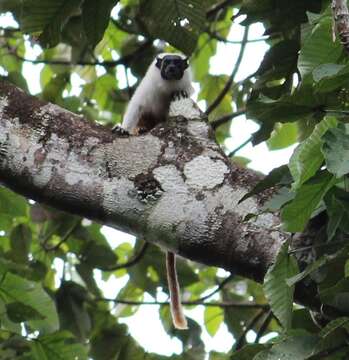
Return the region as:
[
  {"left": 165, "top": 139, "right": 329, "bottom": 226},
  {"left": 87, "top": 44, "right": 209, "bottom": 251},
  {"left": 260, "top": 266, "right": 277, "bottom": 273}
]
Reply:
[
  {"left": 111, "top": 124, "right": 130, "bottom": 137},
  {"left": 171, "top": 90, "right": 189, "bottom": 101}
]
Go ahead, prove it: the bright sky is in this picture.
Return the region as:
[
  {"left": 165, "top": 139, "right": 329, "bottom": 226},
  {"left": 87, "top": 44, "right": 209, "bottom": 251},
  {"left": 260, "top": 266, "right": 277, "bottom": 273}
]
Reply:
[{"left": 0, "top": 10, "right": 289, "bottom": 357}]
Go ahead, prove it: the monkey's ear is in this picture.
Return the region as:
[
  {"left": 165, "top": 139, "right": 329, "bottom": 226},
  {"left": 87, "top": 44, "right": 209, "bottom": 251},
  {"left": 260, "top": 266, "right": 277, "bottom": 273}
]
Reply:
[
  {"left": 155, "top": 57, "right": 162, "bottom": 69},
  {"left": 182, "top": 57, "right": 189, "bottom": 69}
]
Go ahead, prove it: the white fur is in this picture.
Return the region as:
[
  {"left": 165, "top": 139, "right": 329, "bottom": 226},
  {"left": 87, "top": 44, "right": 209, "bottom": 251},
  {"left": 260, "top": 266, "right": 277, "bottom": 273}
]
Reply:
[{"left": 121, "top": 53, "right": 194, "bottom": 132}]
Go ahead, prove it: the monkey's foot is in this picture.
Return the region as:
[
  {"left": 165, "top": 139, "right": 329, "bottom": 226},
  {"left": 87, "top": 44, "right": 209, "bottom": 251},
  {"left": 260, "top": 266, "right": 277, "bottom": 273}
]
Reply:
[
  {"left": 172, "top": 90, "right": 188, "bottom": 101},
  {"left": 136, "top": 127, "right": 148, "bottom": 135},
  {"left": 112, "top": 125, "right": 130, "bottom": 137}
]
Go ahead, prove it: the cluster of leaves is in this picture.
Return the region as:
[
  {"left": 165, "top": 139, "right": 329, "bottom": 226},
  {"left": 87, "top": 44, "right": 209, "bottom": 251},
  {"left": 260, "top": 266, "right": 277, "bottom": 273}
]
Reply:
[
  {"left": 2, "top": 0, "right": 349, "bottom": 359},
  {"left": 235, "top": 1, "right": 349, "bottom": 358}
]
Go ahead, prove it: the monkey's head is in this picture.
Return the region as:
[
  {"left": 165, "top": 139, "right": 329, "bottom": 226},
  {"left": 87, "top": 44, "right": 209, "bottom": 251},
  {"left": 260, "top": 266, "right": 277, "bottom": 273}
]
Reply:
[{"left": 155, "top": 54, "right": 189, "bottom": 81}]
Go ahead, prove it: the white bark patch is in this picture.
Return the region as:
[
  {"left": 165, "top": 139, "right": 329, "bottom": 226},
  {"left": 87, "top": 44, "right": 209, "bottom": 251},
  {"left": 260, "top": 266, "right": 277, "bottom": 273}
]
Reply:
[
  {"left": 29, "top": 133, "right": 66, "bottom": 188},
  {"left": 64, "top": 137, "right": 101, "bottom": 186},
  {"left": 106, "top": 135, "right": 162, "bottom": 178},
  {"left": 187, "top": 121, "right": 209, "bottom": 139},
  {"left": 37, "top": 103, "right": 76, "bottom": 121},
  {"left": 149, "top": 165, "right": 189, "bottom": 247},
  {"left": 0, "top": 96, "right": 8, "bottom": 115},
  {"left": 169, "top": 98, "right": 202, "bottom": 119},
  {"left": 102, "top": 177, "right": 145, "bottom": 233},
  {"left": 153, "top": 165, "right": 187, "bottom": 193},
  {"left": 184, "top": 155, "right": 228, "bottom": 190}
]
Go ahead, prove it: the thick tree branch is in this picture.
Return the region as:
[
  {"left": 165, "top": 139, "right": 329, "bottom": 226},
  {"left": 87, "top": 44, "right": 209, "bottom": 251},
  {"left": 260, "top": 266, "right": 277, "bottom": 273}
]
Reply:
[{"left": 0, "top": 80, "right": 285, "bottom": 285}]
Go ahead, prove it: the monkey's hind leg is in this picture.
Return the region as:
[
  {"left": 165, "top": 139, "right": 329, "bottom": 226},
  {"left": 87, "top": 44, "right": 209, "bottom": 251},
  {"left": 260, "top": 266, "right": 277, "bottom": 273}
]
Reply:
[{"left": 166, "top": 251, "right": 188, "bottom": 330}]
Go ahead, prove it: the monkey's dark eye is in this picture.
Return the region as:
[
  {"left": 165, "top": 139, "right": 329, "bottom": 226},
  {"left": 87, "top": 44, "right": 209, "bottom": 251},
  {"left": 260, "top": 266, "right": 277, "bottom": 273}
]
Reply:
[{"left": 155, "top": 57, "right": 162, "bottom": 69}]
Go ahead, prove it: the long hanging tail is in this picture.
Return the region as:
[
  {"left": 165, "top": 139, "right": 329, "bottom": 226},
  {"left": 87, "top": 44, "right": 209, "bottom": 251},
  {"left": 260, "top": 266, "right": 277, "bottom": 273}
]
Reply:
[{"left": 166, "top": 251, "right": 188, "bottom": 329}]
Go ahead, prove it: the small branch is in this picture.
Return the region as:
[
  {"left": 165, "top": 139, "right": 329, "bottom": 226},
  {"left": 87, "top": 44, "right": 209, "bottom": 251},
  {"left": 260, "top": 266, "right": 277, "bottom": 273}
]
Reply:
[
  {"left": 205, "top": 25, "right": 250, "bottom": 115},
  {"left": 206, "top": 0, "right": 235, "bottom": 19},
  {"left": 43, "top": 220, "right": 81, "bottom": 251},
  {"left": 100, "top": 242, "right": 149, "bottom": 271},
  {"left": 207, "top": 30, "right": 267, "bottom": 44},
  {"left": 211, "top": 109, "right": 246, "bottom": 129},
  {"left": 288, "top": 239, "right": 348, "bottom": 254},
  {"left": 234, "top": 308, "right": 268, "bottom": 351},
  {"left": 324, "top": 109, "right": 349, "bottom": 115},
  {"left": 4, "top": 40, "right": 152, "bottom": 68},
  {"left": 190, "top": 274, "right": 234, "bottom": 303},
  {"left": 97, "top": 297, "right": 269, "bottom": 308},
  {"left": 228, "top": 136, "right": 252, "bottom": 157},
  {"left": 254, "top": 309, "right": 273, "bottom": 343}
]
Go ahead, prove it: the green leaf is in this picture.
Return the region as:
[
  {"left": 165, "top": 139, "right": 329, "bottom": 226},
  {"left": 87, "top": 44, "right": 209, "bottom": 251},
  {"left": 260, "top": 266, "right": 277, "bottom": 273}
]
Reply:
[
  {"left": 312, "top": 63, "right": 349, "bottom": 93},
  {"left": 90, "top": 323, "right": 146, "bottom": 360},
  {"left": 139, "top": 0, "right": 205, "bottom": 54},
  {"left": 262, "top": 187, "right": 295, "bottom": 212},
  {"left": 289, "top": 116, "right": 337, "bottom": 189},
  {"left": 6, "top": 301, "right": 45, "bottom": 323},
  {"left": 21, "top": 0, "right": 82, "bottom": 48},
  {"left": 82, "top": 0, "right": 117, "bottom": 48},
  {"left": 254, "top": 333, "right": 319, "bottom": 360},
  {"left": 82, "top": 241, "right": 117, "bottom": 269},
  {"left": 312, "top": 63, "right": 345, "bottom": 82},
  {"left": 298, "top": 16, "right": 343, "bottom": 78},
  {"left": 204, "top": 306, "right": 223, "bottom": 337},
  {"left": 319, "top": 317, "right": 349, "bottom": 338},
  {"left": 322, "top": 123, "right": 349, "bottom": 177},
  {"left": 229, "top": 344, "right": 266, "bottom": 359},
  {"left": 267, "top": 123, "right": 298, "bottom": 150},
  {"left": 263, "top": 241, "right": 299, "bottom": 329},
  {"left": 324, "top": 188, "right": 349, "bottom": 240},
  {"left": 239, "top": 165, "right": 291, "bottom": 204},
  {"left": 0, "top": 266, "right": 59, "bottom": 333},
  {"left": 281, "top": 171, "right": 336, "bottom": 232},
  {"left": 248, "top": 95, "right": 314, "bottom": 145},
  {"left": 0, "top": 186, "right": 27, "bottom": 218},
  {"left": 286, "top": 256, "right": 328, "bottom": 287},
  {"left": 9, "top": 223, "right": 32, "bottom": 263},
  {"left": 30, "top": 331, "right": 88, "bottom": 360},
  {"left": 56, "top": 282, "right": 91, "bottom": 341},
  {"left": 320, "top": 279, "right": 349, "bottom": 313}
]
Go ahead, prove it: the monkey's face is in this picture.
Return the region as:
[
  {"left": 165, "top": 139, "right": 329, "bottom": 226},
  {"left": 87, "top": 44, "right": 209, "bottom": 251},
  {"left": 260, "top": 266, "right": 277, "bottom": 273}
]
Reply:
[{"left": 156, "top": 55, "right": 189, "bottom": 81}]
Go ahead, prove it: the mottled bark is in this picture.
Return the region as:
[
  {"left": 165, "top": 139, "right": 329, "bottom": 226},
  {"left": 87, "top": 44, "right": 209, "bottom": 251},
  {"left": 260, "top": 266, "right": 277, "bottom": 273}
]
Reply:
[
  {"left": 332, "top": 0, "right": 349, "bottom": 53},
  {"left": 0, "top": 80, "right": 286, "bottom": 283}
]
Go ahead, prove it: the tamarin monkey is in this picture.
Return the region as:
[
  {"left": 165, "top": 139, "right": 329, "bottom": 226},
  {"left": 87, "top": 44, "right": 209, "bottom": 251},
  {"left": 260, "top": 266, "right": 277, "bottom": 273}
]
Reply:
[{"left": 112, "top": 53, "right": 194, "bottom": 329}]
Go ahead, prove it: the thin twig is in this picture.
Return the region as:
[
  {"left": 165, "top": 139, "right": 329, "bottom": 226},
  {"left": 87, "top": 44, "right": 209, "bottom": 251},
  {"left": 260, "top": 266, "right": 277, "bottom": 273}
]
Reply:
[
  {"left": 100, "top": 242, "right": 149, "bottom": 271},
  {"left": 234, "top": 308, "right": 267, "bottom": 351},
  {"left": 288, "top": 239, "right": 349, "bottom": 254},
  {"left": 5, "top": 40, "right": 152, "bottom": 68},
  {"left": 211, "top": 109, "right": 246, "bottom": 129},
  {"left": 96, "top": 297, "right": 269, "bottom": 308},
  {"left": 43, "top": 220, "right": 80, "bottom": 251},
  {"left": 205, "top": 25, "right": 250, "bottom": 115},
  {"left": 228, "top": 136, "right": 252, "bottom": 157},
  {"left": 254, "top": 309, "right": 273, "bottom": 343},
  {"left": 207, "top": 30, "right": 267, "bottom": 44},
  {"left": 324, "top": 109, "right": 349, "bottom": 115},
  {"left": 206, "top": 0, "right": 235, "bottom": 19},
  {"left": 190, "top": 274, "right": 234, "bottom": 303}
]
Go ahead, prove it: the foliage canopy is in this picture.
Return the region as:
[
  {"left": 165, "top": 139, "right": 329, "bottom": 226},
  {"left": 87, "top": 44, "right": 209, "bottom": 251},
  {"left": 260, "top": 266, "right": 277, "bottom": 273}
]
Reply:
[{"left": 2, "top": 0, "right": 349, "bottom": 359}]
